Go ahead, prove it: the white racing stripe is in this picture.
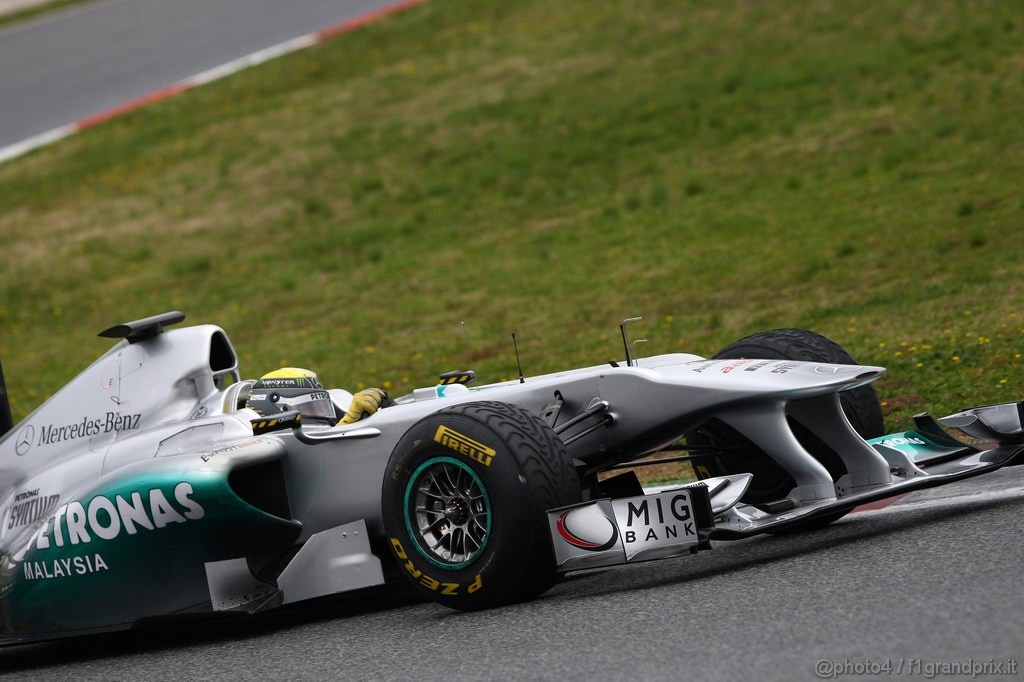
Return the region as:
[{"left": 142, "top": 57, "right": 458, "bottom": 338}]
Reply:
[
  {"left": 0, "top": 123, "right": 76, "bottom": 164},
  {"left": 180, "top": 33, "right": 319, "bottom": 88},
  {"left": 0, "top": 34, "right": 317, "bottom": 165},
  {"left": 0, "top": 0, "right": 425, "bottom": 165}
]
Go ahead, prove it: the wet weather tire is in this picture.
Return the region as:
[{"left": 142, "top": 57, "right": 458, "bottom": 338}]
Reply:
[
  {"left": 381, "top": 401, "right": 582, "bottom": 610},
  {"left": 687, "top": 328, "right": 885, "bottom": 532}
]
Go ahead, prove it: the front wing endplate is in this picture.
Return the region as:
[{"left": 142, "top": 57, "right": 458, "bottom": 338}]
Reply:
[{"left": 547, "top": 484, "right": 714, "bottom": 571}]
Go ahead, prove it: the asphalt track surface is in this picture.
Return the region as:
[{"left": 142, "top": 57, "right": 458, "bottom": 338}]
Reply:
[
  {"left": 2, "top": 466, "right": 1022, "bottom": 681},
  {"left": 0, "top": 0, "right": 401, "bottom": 150}
]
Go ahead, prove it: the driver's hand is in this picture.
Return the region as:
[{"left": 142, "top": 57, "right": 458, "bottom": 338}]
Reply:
[{"left": 339, "top": 388, "right": 390, "bottom": 424}]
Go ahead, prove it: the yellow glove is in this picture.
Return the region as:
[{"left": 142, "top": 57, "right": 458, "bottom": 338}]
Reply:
[{"left": 339, "top": 388, "right": 389, "bottom": 424}]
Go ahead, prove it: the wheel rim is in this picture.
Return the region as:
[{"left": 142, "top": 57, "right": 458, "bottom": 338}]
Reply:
[{"left": 403, "top": 456, "right": 492, "bottom": 569}]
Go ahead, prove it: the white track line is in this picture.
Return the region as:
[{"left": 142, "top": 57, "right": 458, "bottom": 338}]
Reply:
[
  {"left": 0, "top": 124, "right": 75, "bottom": 164},
  {"left": 180, "top": 33, "right": 319, "bottom": 88},
  {"left": 0, "top": 0, "right": 425, "bottom": 165}
]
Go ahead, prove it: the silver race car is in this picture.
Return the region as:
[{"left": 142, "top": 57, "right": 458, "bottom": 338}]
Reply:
[{"left": 1, "top": 312, "right": 1020, "bottom": 644}]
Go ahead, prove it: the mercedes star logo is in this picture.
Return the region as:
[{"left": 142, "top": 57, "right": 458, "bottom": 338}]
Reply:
[{"left": 15, "top": 425, "right": 34, "bottom": 456}]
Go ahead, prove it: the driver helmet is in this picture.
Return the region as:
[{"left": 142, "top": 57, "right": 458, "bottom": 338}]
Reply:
[{"left": 246, "top": 368, "right": 337, "bottom": 425}]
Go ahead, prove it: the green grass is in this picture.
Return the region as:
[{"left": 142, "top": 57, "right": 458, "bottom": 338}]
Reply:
[{"left": 2, "top": 0, "right": 1023, "bottom": 437}]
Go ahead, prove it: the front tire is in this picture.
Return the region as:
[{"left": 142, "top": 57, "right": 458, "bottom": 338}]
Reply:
[{"left": 382, "top": 401, "right": 582, "bottom": 610}]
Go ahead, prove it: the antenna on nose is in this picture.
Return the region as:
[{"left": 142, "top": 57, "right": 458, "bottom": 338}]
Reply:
[
  {"left": 620, "top": 316, "right": 643, "bottom": 367},
  {"left": 511, "top": 332, "right": 525, "bottom": 384},
  {"left": 460, "top": 321, "right": 471, "bottom": 368}
]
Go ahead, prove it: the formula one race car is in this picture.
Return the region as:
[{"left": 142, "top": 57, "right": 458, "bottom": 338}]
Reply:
[{"left": 1, "top": 312, "right": 1021, "bottom": 644}]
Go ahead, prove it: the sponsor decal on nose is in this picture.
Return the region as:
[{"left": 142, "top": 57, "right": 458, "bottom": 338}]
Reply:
[{"left": 814, "top": 364, "right": 862, "bottom": 374}]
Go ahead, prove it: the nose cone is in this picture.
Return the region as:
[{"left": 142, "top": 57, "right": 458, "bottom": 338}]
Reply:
[
  {"left": 799, "top": 362, "right": 886, "bottom": 389},
  {"left": 674, "top": 358, "right": 886, "bottom": 397}
]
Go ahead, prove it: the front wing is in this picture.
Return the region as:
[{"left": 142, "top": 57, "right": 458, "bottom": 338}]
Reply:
[{"left": 547, "top": 443, "right": 1024, "bottom": 572}]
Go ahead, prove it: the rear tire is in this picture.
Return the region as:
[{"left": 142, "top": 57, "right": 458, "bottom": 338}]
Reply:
[
  {"left": 381, "top": 401, "right": 582, "bottom": 610},
  {"left": 687, "top": 328, "right": 885, "bottom": 532}
]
